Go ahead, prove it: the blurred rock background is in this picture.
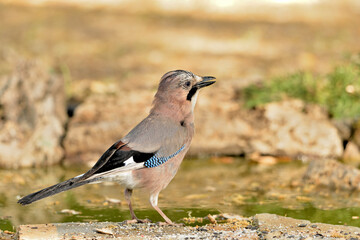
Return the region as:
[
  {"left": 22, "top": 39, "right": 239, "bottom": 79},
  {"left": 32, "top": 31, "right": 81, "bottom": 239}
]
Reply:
[
  {"left": 0, "top": 0, "right": 359, "bottom": 168},
  {"left": 0, "top": 60, "right": 66, "bottom": 168}
]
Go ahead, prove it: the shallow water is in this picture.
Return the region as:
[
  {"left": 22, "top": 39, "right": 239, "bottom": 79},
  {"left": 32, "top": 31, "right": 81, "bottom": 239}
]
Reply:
[{"left": 1, "top": 158, "right": 360, "bottom": 231}]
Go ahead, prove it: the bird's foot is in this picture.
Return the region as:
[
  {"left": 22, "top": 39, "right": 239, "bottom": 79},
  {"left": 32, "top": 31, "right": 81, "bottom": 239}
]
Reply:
[{"left": 124, "top": 218, "right": 151, "bottom": 224}]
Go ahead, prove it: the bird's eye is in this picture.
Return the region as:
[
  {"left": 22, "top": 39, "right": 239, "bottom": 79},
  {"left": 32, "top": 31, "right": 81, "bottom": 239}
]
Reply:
[{"left": 185, "top": 81, "right": 191, "bottom": 87}]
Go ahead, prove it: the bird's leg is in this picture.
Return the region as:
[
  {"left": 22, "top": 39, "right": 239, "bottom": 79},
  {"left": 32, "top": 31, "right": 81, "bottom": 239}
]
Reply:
[
  {"left": 124, "top": 188, "right": 150, "bottom": 224},
  {"left": 125, "top": 188, "right": 137, "bottom": 220},
  {"left": 149, "top": 192, "right": 174, "bottom": 225}
]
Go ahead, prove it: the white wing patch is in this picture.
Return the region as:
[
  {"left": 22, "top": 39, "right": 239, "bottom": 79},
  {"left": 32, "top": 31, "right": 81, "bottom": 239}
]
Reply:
[
  {"left": 89, "top": 161, "right": 144, "bottom": 180},
  {"left": 81, "top": 156, "right": 144, "bottom": 189},
  {"left": 123, "top": 156, "right": 135, "bottom": 166}
]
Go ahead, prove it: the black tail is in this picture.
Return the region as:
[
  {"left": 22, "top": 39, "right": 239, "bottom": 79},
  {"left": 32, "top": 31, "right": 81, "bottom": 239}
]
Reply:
[{"left": 18, "top": 176, "right": 95, "bottom": 205}]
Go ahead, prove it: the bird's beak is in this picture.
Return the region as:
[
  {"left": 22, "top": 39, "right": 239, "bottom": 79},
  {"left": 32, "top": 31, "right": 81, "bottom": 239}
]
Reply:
[{"left": 195, "top": 76, "right": 216, "bottom": 89}]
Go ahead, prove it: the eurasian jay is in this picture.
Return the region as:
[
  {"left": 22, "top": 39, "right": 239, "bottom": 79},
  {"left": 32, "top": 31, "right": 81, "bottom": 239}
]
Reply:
[{"left": 18, "top": 70, "right": 216, "bottom": 224}]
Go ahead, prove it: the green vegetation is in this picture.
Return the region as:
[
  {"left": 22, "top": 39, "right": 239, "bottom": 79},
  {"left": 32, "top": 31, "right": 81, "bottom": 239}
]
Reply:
[{"left": 241, "top": 59, "right": 360, "bottom": 119}]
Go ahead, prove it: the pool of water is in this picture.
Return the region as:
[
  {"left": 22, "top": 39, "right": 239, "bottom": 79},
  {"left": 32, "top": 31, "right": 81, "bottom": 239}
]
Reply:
[{"left": 1, "top": 158, "right": 360, "bottom": 231}]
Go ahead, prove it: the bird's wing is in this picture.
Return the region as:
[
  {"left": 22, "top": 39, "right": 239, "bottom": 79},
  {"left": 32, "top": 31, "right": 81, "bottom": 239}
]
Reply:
[
  {"left": 123, "top": 113, "right": 188, "bottom": 156},
  {"left": 79, "top": 114, "right": 187, "bottom": 181},
  {"left": 79, "top": 140, "right": 155, "bottom": 181}
]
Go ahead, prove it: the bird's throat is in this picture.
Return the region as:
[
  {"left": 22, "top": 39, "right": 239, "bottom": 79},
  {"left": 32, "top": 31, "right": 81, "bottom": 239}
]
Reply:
[{"left": 191, "top": 91, "right": 199, "bottom": 111}]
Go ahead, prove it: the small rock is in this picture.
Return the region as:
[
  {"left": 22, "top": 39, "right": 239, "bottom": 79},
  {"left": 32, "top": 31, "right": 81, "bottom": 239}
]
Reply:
[
  {"left": 303, "top": 159, "right": 360, "bottom": 191},
  {"left": 249, "top": 153, "right": 278, "bottom": 165},
  {"left": 353, "top": 121, "right": 360, "bottom": 147},
  {"left": 197, "top": 228, "right": 208, "bottom": 232},
  {"left": 105, "top": 197, "right": 121, "bottom": 204},
  {"left": 60, "top": 209, "right": 81, "bottom": 215},
  {"left": 332, "top": 119, "right": 354, "bottom": 141},
  {"left": 204, "top": 186, "right": 216, "bottom": 192},
  {"left": 0, "top": 59, "right": 66, "bottom": 168},
  {"left": 94, "top": 227, "right": 114, "bottom": 235},
  {"left": 343, "top": 141, "right": 360, "bottom": 165},
  {"left": 258, "top": 100, "right": 343, "bottom": 159},
  {"left": 207, "top": 214, "right": 217, "bottom": 224}
]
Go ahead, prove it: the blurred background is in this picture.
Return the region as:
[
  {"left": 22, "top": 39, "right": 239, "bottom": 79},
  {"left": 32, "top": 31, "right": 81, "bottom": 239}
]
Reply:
[{"left": 1, "top": 0, "right": 360, "bottom": 235}]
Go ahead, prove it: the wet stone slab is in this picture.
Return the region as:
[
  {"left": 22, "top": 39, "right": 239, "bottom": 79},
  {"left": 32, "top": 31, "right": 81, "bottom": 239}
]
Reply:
[
  {"left": 17, "top": 221, "right": 258, "bottom": 239},
  {"left": 16, "top": 214, "right": 360, "bottom": 240},
  {"left": 255, "top": 214, "right": 360, "bottom": 240}
]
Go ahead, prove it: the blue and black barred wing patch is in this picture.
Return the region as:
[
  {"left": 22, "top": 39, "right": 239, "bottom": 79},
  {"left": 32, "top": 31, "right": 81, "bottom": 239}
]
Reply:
[{"left": 144, "top": 145, "right": 186, "bottom": 168}]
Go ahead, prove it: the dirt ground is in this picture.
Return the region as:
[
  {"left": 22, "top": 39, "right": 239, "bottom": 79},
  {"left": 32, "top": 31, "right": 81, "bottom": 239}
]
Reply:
[
  {"left": 1, "top": 1, "right": 360, "bottom": 103},
  {"left": 10, "top": 213, "right": 360, "bottom": 239}
]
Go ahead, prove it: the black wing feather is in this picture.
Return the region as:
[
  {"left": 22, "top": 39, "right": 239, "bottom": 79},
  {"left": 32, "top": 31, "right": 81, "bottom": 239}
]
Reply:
[
  {"left": 94, "top": 149, "right": 154, "bottom": 174},
  {"left": 80, "top": 140, "right": 155, "bottom": 178}
]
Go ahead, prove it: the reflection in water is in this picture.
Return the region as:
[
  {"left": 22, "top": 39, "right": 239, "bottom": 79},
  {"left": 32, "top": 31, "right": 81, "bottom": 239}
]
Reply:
[{"left": 1, "top": 159, "right": 360, "bottom": 231}]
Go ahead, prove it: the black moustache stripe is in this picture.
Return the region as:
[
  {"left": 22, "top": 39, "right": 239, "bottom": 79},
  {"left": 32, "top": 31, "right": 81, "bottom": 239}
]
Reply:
[{"left": 186, "top": 87, "right": 198, "bottom": 101}]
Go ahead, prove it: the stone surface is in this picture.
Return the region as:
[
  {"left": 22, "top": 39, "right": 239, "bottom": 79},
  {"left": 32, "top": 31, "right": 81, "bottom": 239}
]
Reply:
[
  {"left": 15, "top": 214, "right": 360, "bottom": 240},
  {"left": 353, "top": 120, "right": 360, "bottom": 147},
  {"left": 0, "top": 60, "right": 66, "bottom": 168},
  {"left": 332, "top": 119, "right": 354, "bottom": 141},
  {"left": 255, "top": 213, "right": 360, "bottom": 240},
  {"left": 188, "top": 93, "right": 341, "bottom": 159},
  {"left": 17, "top": 221, "right": 259, "bottom": 240},
  {"left": 64, "top": 84, "right": 344, "bottom": 163},
  {"left": 303, "top": 159, "right": 360, "bottom": 191},
  {"left": 343, "top": 141, "right": 360, "bottom": 165},
  {"left": 251, "top": 100, "right": 343, "bottom": 159}
]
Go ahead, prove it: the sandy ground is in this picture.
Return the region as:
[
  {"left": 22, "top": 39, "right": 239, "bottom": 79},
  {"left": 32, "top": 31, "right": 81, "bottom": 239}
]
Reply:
[
  {"left": 1, "top": 0, "right": 360, "bottom": 98},
  {"left": 11, "top": 213, "right": 360, "bottom": 239}
]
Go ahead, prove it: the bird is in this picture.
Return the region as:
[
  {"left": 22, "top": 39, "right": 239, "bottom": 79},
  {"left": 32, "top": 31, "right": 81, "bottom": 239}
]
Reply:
[{"left": 18, "top": 70, "right": 216, "bottom": 225}]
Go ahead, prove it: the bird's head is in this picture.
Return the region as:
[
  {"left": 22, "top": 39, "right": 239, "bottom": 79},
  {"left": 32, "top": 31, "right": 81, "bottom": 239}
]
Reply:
[{"left": 152, "top": 70, "right": 216, "bottom": 114}]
